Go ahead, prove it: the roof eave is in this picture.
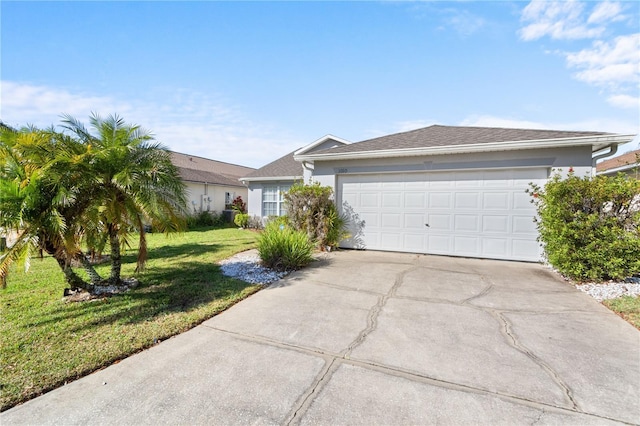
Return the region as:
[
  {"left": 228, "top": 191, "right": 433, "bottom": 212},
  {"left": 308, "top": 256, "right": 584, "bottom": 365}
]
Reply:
[
  {"left": 597, "top": 163, "right": 640, "bottom": 175},
  {"left": 294, "top": 134, "right": 636, "bottom": 162},
  {"left": 239, "top": 175, "right": 302, "bottom": 183}
]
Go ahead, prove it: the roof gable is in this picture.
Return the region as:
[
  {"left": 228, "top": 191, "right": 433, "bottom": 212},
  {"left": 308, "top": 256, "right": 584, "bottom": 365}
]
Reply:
[{"left": 242, "top": 136, "right": 349, "bottom": 181}]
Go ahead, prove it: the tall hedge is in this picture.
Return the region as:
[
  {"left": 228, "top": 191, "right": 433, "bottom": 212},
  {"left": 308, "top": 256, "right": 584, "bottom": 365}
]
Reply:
[{"left": 529, "top": 171, "right": 640, "bottom": 281}]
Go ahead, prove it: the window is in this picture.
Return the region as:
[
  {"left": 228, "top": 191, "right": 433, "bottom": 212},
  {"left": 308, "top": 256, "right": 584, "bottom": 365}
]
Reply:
[
  {"left": 225, "top": 192, "right": 234, "bottom": 209},
  {"left": 262, "top": 185, "right": 290, "bottom": 217}
]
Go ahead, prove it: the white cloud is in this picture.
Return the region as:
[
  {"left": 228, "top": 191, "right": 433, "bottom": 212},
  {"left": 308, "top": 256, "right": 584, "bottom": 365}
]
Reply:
[
  {"left": 0, "top": 81, "right": 300, "bottom": 169},
  {"left": 519, "top": 2, "right": 638, "bottom": 111},
  {"left": 588, "top": 1, "right": 624, "bottom": 24},
  {"left": 519, "top": 1, "right": 605, "bottom": 41},
  {"left": 565, "top": 33, "right": 640, "bottom": 88},
  {"left": 607, "top": 94, "right": 639, "bottom": 109}
]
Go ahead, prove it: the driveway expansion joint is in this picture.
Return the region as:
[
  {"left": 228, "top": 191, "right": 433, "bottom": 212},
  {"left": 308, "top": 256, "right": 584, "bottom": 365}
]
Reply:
[
  {"left": 284, "top": 359, "right": 338, "bottom": 426},
  {"left": 199, "top": 322, "right": 620, "bottom": 424}
]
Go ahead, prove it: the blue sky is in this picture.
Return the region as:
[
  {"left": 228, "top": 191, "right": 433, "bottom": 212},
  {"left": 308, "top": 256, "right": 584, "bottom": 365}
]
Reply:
[{"left": 2, "top": 1, "right": 639, "bottom": 168}]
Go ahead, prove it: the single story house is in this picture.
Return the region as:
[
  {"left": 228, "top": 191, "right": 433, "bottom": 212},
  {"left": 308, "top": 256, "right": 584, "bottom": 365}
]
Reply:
[
  {"left": 240, "top": 135, "right": 349, "bottom": 217},
  {"left": 170, "top": 152, "right": 255, "bottom": 214},
  {"left": 246, "top": 125, "right": 636, "bottom": 262},
  {"left": 596, "top": 149, "right": 640, "bottom": 177}
]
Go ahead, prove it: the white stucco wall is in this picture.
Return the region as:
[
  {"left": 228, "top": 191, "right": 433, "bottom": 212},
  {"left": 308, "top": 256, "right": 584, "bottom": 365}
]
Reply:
[{"left": 184, "top": 182, "right": 248, "bottom": 214}]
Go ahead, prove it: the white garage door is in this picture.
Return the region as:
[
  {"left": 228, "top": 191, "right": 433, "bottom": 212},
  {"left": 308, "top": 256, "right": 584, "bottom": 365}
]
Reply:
[{"left": 338, "top": 168, "right": 548, "bottom": 262}]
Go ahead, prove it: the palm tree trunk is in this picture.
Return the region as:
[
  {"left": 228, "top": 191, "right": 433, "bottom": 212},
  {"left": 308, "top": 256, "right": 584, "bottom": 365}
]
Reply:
[
  {"left": 43, "top": 242, "right": 92, "bottom": 291},
  {"left": 108, "top": 224, "right": 121, "bottom": 285},
  {"left": 74, "top": 252, "right": 103, "bottom": 285}
]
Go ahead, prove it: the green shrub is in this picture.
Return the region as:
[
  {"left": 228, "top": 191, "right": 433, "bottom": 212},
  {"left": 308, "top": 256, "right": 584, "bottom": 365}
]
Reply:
[
  {"left": 186, "top": 211, "right": 228, "bottom": 229},
  {"left": 234, "top": 213, "right": 249, "bottom": 228},
  {"left": 257, "top": 220, "right": 314, "bottom": 271},
  {"left": 284, "top": 182, "right": 349, "bottom": 249},
  {"left": 529, "top": 171, "right": 640, "bottom": 281}
]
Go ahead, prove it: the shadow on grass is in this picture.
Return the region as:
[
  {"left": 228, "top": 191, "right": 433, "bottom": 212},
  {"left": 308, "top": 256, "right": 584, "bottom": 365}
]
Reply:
[{"left": 25, "top": 248, "right": 258, "bottom": 332}]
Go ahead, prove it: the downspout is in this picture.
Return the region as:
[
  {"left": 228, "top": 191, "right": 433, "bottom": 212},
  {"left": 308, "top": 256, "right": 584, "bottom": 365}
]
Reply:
[
  {"left": 592, "top": 144, "right": 618, "bottom": 176},
  {"left": 302, "top": 161, "right": 314, "bottom": 184}
]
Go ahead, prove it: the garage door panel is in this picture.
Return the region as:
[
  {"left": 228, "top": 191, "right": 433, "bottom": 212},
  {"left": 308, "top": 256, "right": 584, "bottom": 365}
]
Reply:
[
  {"left": 483, "top": 215, "right": 510, "bottom": 233},
  {"left": 404, "top": 234, "right": 425, "bottom": 251},
  {"left": 483, "top": 192, "right": 510, "bottom": 209},
  {"left": 513, "top": 216, "right": 537, "bottom": 234},
  {"left": 513, "top": 192, "right": 533, "bottom": 210},
  {"left": 404, "top": 192, "right": 426, "bottom": 208},
  {"left": 427, "top": 214, "right": 451, "bottom": 231},
  {"left": 429, "top": 193, "right": 452, "bottom": 208},
  {"left": 428, "top": 235, "right": 452, "bottom": 253},
  {"left": 513, "top": 239, "right": 541, "bottom": 260},
  {"left": 380, "top": 233, "right": 402, "bottom": 249},
  {"left": 382, "top": 180, "right": 403, "bottom": 189},
  {"left": 454, "top": 192, "right": 480, "bottom": 209},
  {"left": 381, "top": 213, "right": 401, "bottom": 228},
  {"left": 454, "top": 236, "right": 479, "bottom": 255},
  {"left": 482, "top": 238, "right": 509, "bottom": 256},
  {"left": 361, "top": 193, "right": 380, "bottom": 208},
  {"left": 404, "top": 214, "right": 425, "bottom": 229},
  {"left": 454, "top": 215, "right": 480, "bottom": 232},
  {"left": 339, "top": 168, "right": 545, "bottom": 262},
  {"left": 360, "top": 212, "right": 379, "bottom": 227},
  {"left": 382, "top": 193, "right": 401, "bottom": 207}
]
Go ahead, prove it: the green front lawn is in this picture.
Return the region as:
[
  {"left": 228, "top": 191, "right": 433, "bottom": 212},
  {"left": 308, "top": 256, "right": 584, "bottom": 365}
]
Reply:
[
  {"left": 0, "top": 228, "right": 259, "bottom": 411},
  {"left": 604, "top": 296, "right": 640, "bottom": 330}
]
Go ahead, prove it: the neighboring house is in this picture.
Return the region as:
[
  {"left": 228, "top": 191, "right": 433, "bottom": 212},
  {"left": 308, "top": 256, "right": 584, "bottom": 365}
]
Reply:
[
  {"left": 596, "top": 149, "right": 640, "bottom": 177},
  {"left": 170, "top": 152, "right": 255, "bottom": 214},
  {"left": 240, "top": 135, "right": 349, "bottom": 218},
  {"left": 288, "top": 124, "right": 635, "bottom": 262}
]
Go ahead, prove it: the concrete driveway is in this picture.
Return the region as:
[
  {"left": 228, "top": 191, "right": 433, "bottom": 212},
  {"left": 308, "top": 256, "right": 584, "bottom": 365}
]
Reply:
[{"left": 3, "top": 251, "right": 639, "bottom": 425}]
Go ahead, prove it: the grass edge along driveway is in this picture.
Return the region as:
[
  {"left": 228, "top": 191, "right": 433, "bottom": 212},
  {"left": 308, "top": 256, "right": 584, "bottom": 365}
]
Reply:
[{"left": 0, "top": 227, "right": 259, "bottom": 411}]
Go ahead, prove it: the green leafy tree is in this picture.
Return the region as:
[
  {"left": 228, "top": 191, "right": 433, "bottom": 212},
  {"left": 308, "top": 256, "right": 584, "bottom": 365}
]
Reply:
[
  {"left": 0, "top": 124, "right": 101, "bottom": 289},
  {"left": 61, "top": 114, "right": 188, "bottom": 284}
]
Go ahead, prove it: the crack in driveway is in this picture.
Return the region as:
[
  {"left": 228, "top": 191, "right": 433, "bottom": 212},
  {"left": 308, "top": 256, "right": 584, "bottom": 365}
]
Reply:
[{"left": 342, "top": 263, "right": 419, "bottom": 358}]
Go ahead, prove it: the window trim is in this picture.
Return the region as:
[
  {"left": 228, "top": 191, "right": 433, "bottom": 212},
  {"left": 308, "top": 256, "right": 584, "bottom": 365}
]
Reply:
[{"left": 262, "top": 184, "right": 290, "bottom": 217}]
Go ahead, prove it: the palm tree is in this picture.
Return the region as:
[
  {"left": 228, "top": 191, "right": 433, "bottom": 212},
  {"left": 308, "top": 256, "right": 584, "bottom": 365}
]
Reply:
[
  {"left": 61, "top": 114, "right": 188, "bottom": 285},
  {"left": 0, "top": 124, "right": 101, "bottom": 289}
]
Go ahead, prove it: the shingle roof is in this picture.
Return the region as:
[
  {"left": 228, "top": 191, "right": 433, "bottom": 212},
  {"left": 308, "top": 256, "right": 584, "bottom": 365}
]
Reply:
[
  {"left": 170, "top": 151, "right": 255, "bottom": 187},
  {"left": 177, "top": 168, "right": 246, "bottom": 187},
  {"left": 313, "top": 125, "right": 610, "bottom": 155},
  {"left": 596, "top": 149, "right": 640, "bottom": 172},
  {"left": 241, "top": 149, "right": 302, "bottom": 179}
]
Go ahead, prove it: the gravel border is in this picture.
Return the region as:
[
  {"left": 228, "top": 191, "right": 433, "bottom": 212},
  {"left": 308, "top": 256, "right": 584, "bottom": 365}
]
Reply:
[
  {"left": 218, "top": 249, "right": 289, "bottom": 285},
  {"left": 575, "top": 278, "right": 640, "bottom": 302}
]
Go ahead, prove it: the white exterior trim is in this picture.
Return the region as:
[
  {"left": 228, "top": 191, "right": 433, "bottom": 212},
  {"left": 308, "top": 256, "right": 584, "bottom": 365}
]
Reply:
[{"left": 294, "top": 135, "right": 351, "bottom": 156}]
